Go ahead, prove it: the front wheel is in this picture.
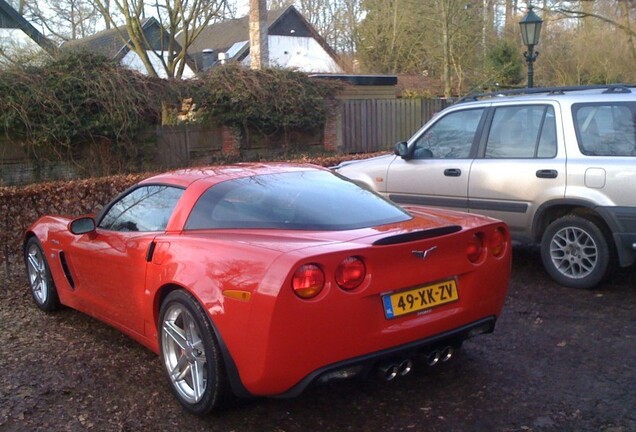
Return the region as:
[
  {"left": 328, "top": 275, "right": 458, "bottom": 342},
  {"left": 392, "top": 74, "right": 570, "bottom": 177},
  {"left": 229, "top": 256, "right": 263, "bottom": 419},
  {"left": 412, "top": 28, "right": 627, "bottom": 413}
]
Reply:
[
  {"left": 540, "top": 215, "right": 613, "bottom": 289},
  {"left": 159, "top": 290, "right": 228, "bottom": 415},
  {"left": 24, "top": 237, "right": 60, "bottom": 312}
]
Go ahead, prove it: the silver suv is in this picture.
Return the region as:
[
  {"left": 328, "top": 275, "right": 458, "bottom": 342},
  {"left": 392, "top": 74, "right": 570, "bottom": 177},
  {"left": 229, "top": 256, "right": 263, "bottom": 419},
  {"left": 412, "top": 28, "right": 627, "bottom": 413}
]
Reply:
[{"left": 336, "top": 84, "right": 636, "bottom": 289}]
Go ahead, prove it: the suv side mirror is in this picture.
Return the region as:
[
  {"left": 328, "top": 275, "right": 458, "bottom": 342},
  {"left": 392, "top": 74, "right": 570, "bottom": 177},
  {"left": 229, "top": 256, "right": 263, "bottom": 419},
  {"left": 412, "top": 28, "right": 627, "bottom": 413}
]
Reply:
[
  {"left": 69, "top": 216, "right": 96, "bottom": 235},
  {"left": 394, "top": 141, "right": 410, "bottom": 159}
]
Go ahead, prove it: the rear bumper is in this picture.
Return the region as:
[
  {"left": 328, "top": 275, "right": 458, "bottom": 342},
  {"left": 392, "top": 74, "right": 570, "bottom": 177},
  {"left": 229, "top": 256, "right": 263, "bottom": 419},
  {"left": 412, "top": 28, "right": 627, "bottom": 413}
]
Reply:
[
  {"left": 277, "top": 316, "right": 497, "bottom": 398},
  {"left": 217, "top": 315, "right": 498, "bottom": 399},
  {"left": 598, "top": 206, "right": 636, "bottom": 266}
]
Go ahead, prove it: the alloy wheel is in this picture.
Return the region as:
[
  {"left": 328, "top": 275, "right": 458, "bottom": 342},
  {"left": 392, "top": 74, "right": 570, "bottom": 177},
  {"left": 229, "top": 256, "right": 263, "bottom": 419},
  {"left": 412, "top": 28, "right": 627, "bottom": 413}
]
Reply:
[
  {"left": 161, "top": 303, "right": 208, "bottom": 404},
  {"left": 26, "top": 243, "right": 49, "bottom": 304},
  {"left": 549, "top": 225, "right": 598, "bottom": 279}
]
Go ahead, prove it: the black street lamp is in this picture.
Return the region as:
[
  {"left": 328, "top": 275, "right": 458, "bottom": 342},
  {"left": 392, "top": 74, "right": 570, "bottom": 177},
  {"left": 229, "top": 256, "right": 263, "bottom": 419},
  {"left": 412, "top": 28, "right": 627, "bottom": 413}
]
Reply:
[{"left": 519, "top": 6, "right": 543, "bottom": 88}]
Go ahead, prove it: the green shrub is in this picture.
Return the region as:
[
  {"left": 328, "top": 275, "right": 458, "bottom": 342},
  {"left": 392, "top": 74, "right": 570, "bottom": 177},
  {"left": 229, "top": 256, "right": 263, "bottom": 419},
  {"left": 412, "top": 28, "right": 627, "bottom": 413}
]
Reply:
[
  {"left": 0, "top": 55, "right": 341, "bottom": 177},
  {"left": 486, "top": 40, "right": 524, "bottom": 87},
  {"left": 0, "top": 51, "right": 166, "bottom": 175},
  {"left": 193, "top": 64, "right": 341, "bottom": 143}
]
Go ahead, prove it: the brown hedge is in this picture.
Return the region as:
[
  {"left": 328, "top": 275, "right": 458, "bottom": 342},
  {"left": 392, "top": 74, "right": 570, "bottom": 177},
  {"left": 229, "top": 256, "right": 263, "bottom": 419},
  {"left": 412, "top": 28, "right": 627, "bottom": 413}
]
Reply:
[
  {"left": 1, "top": 173, "right": 148, "bottom": 280},
  {"left": 0, "top": 152, "right": 387, "bottom": 281}
]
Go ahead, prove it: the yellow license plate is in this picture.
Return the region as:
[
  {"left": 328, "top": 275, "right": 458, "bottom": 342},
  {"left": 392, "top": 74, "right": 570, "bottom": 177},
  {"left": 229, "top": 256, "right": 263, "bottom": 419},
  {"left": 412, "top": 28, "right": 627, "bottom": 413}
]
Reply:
[{"left": 382, "top": 279, "right": 458, "bottom": 319}]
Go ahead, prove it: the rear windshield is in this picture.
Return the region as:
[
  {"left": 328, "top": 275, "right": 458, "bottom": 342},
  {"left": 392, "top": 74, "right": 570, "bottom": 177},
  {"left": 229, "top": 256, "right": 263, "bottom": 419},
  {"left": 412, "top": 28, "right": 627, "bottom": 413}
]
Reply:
[{"left": 185, "top": 170, "right": 411, "bottom": 230}]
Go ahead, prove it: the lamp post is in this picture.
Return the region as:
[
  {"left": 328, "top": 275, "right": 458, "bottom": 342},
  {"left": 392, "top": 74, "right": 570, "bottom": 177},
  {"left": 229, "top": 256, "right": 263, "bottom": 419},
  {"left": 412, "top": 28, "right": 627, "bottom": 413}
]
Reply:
[{"left": 519, "top": 6, "right": 543, "bottom": 88}]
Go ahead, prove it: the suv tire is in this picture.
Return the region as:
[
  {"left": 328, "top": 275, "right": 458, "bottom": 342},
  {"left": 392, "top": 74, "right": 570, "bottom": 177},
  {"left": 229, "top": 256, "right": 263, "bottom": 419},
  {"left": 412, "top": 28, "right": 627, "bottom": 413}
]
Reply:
[{"left": 540, "top": 215, "right": 612, "bottom": 289}]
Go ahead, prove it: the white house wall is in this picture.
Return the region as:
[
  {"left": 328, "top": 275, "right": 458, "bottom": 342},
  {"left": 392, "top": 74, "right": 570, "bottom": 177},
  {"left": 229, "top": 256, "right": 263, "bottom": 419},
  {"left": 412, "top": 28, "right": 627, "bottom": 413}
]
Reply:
[
  {"left": 121, "top": 50, "right": 195, "bottom": 79},
  {"left": 241, "top": 35, "right": 342, "bottom": 73}
]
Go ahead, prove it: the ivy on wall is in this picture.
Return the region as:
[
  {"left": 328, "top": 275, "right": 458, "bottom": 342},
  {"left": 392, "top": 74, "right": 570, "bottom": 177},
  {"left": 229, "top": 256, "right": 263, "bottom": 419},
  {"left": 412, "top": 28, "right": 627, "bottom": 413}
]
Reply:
[
  {"left": 0, "top": 52, "right": 341, "bottom": 176},
  {"left": 0, "top": 52, "right": 164, "bottom": 174},
  {"left": 193, "top": 64, "right": 341, "bottom": 134}
]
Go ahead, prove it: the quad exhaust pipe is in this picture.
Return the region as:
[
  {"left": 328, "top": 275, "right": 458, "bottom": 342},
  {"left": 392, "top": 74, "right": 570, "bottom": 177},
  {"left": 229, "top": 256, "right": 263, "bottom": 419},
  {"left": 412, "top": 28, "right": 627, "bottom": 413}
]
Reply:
[
  {"left": 378, "top": 359, "right": 414, "bottom": 381},
  {"left": 377, "top": 346, "right": 456, "bottom": 381},
  {"left": 426, "top": 346, "right": 454, "bottom": 366}
]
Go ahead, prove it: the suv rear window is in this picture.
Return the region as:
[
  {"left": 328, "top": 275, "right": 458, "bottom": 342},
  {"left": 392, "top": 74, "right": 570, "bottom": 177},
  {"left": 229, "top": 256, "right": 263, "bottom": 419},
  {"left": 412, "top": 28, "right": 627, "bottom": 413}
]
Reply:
[
  {"left": 185, "top": 170, "right": 411, "bottom": 230},
  {"left": 573, "top": 102, "right": 636, "bottom": 156}
]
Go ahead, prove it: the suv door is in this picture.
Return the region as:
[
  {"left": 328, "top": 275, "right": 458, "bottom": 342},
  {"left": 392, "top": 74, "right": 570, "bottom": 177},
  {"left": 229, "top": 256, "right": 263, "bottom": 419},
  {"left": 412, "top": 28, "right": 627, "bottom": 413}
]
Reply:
[
  {"left": 468, "top": 103, "right": 566, "bottom": 240},
  {"left": 385, "top": 107, "right": 487, "bottom": 212}
]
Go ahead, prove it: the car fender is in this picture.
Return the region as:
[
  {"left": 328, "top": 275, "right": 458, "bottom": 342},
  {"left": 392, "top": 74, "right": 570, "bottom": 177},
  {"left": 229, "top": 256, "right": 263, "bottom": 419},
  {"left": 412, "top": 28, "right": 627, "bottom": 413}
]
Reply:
[
  {"left": 24, "top": 216, "right": 76, "bottom": 304},
  {"left": 532, "top": 198, "right": 610, "bottom": 240},
  {"left": 335, "top": 154, "right": 396, "bottom": 193},
  {"left": 144, "top": 235, "right": 290, "bottom": 392}
]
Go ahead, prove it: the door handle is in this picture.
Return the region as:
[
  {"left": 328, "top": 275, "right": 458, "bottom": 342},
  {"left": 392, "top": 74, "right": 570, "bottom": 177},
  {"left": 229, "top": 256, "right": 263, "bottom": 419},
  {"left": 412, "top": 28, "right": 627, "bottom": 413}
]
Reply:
[
  {"left": 444, "top": 168, "right": 461, "bottom": 177},
  {"left": 536, "top": 169, "right": 558, "bottom": 179}
]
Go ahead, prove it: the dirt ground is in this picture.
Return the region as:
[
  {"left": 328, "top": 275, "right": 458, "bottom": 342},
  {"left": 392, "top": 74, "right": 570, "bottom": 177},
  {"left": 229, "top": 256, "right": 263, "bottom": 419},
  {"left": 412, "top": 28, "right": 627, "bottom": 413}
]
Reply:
[{"left": 1, "top": 245, "right": 635, "bottom": 432}]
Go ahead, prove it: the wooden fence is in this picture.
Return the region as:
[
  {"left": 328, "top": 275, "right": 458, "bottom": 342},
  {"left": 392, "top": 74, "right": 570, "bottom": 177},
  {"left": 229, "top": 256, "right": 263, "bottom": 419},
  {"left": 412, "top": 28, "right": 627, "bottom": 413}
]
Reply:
[
  {"left": 338, "top": 98, "right": 451, "bottom": 153},
  {"left": 0, "top": 98, "right": 452, "bottom": 185},
  {"left": 155, "top": 125, "right": 224, "bottom": 168}
]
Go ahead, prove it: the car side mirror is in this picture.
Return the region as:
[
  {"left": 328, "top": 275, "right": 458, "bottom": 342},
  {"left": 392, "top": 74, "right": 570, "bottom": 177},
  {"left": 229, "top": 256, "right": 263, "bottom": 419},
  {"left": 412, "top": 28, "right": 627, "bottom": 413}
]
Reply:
[
  {"left": 69, "top": 216, "right": 96, "bottom": 235},
  {"left": 394, "top": 141, "right": 410, "bottom": 160}
]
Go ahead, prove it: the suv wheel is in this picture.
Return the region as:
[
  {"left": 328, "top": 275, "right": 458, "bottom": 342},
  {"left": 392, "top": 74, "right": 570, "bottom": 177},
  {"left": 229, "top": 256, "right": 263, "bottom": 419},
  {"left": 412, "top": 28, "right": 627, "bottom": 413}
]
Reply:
[{"left": 540, "top": 215, "right": 612, "bottom": 289}]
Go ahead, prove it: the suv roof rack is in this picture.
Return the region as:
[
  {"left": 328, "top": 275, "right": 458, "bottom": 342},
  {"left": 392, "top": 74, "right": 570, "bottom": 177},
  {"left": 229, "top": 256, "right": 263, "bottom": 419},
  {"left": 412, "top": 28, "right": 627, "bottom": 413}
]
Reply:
[{"left": 456, "top": 83, "right": 636, "bottom": 104}]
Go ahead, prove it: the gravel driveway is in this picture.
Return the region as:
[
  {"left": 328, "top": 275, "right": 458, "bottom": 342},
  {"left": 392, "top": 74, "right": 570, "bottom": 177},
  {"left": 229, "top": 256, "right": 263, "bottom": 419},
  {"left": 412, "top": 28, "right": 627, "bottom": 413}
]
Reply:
[{"left": 1, "top": 245, "right": 634, "bottom": 431}]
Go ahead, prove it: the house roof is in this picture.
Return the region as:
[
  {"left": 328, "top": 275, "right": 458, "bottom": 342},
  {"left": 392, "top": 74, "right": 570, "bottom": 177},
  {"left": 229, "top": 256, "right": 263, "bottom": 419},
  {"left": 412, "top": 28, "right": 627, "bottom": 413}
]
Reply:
[
  {"left": 61, "top": 17, "right": 183, "bottom": 61},
  {"left": 187, "top": 5, "right": 341, "bottom": 70},
  {"left": 0, "top": 0, "right": 57, "bottom": 54},
  {"left": 188, "top": 7, "right": 287, "bottom": 56}
]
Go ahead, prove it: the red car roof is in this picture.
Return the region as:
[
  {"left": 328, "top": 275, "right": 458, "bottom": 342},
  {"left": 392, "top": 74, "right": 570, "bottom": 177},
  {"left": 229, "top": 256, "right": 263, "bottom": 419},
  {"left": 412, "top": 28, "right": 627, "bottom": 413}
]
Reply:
[{"left": 140, "top": 163, "right": 325, "bottom": 188}]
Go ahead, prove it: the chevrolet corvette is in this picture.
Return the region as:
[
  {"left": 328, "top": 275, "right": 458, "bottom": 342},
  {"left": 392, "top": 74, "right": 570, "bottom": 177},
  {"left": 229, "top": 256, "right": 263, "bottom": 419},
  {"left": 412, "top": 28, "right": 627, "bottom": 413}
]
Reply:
[{"left": 24, "top": 163, "right": 511, "bottom": 414}]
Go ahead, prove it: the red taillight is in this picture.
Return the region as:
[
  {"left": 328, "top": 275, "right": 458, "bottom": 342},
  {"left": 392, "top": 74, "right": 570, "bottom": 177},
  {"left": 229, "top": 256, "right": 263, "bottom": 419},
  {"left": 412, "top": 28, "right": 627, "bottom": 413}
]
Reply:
[
  {"left": 336, "top": 256, "right": 366, "bottom": 290},
  {"left": 292, "top": 264, "right": 325, "bottom": 299},
  {"left": 489, "top": 227, "right": 507, "bottom": 257},
  {"left": 466, "top": 233, "right": 485, "bottom": 263}
]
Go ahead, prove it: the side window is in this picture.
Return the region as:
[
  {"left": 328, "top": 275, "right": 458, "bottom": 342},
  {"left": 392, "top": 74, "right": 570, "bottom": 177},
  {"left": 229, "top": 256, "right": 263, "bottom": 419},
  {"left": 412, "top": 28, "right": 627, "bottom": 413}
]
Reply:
[
  {"left": 485, "top": 105, "right": 556, "bottom": 158},
  {"left": 99, "top": 185, "right": 184, "bottom": 232},
  {"left": 573, "top": 103, "right": 636, "bottom": 156},
  {"left": 411, "top": 108, "right": 484, "bottom": 159}
]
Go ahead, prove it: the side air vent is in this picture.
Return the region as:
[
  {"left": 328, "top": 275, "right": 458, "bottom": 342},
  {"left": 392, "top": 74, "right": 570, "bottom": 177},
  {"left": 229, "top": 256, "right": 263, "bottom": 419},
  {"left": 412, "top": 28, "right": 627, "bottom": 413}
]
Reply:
[
  {"left": 373, "top": 226, "right": 462, "bottom": 246},
  {"left": 59, "top": 251, "right": 75, "bottom": 289}
]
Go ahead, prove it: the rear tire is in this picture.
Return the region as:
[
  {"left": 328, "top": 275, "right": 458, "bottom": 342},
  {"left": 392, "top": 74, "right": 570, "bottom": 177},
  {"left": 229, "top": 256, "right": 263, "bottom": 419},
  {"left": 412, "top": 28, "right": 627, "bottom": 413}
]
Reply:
[
  {"left": 540, "top": 215, "right": 612, "bottom": 289},
  {"left": 24, "top": 237, "right": 60, "bottom": 312},
  {"left": 159, "top": 290, "right": 229, "bottom": 415}
]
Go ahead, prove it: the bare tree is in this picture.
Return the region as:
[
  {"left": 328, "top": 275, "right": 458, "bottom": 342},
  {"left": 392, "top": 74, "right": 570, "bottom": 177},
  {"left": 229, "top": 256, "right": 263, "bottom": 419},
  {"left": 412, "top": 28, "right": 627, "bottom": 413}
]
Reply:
[
  {"left": 422, "top": 0, "right": 484, "bottom": 96},
  {"left": 554, "top": 0, "right": 636, "bottom": 60},
  {"left": 504, "top": 0, "right": 519, "bottom": 36},
  {"left": 21, "top": 0, "right": 102, "bottom": 42},
  {"left": 89, "top": 0, "right": 229, "bottom": 78},
  {"left": 537, "top": 0, "right": 636, "bottom": 84},
  {"left": 356, "top": 0, "right": 428, "bottom": 74}
]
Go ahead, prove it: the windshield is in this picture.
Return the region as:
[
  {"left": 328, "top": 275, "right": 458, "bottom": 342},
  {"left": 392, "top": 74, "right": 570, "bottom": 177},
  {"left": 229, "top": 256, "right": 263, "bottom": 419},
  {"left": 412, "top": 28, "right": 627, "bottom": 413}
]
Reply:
[{"left": 185, "top": 170, "right": 411, "bottom": 231}]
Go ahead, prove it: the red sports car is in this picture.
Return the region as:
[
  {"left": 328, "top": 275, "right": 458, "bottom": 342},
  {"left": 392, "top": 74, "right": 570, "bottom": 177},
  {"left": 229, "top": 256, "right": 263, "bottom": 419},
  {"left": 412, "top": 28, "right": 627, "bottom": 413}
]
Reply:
[{"left": 24, "top": 163, "right": 511, "bottom": 415}]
